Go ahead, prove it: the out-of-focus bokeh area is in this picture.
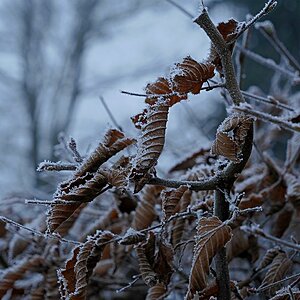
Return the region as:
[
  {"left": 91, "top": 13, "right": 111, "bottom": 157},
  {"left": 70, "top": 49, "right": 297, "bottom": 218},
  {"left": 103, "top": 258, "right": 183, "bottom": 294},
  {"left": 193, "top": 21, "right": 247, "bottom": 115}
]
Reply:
[{"left": 0, "top": 0, "right": 299, "bottom": 199}]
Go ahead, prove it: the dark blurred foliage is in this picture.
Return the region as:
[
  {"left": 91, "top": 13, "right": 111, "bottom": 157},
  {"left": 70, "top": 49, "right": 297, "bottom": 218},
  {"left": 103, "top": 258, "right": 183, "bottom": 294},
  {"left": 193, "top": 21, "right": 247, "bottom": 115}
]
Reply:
[{"left": 229, "top": 0, "right": 300, "bottom": 90}]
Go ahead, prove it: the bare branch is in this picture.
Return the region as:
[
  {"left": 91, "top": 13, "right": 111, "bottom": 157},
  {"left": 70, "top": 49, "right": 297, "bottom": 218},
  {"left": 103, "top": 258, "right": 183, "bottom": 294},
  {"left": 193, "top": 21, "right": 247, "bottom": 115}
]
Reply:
[
  {"left": 99, "top": 95, "right": 123, "bottom": 132},
  {"left": 235, "top": 44, "right": 300, "bottom": 83},
  {"left": 241, "top": 225, "right": 300, "bottom": 252},
  {"left": 254, "top": 272, "right": 300, "bottom": 293},
  {"left": 37, "top": 161, "right": 77, "bottom": 172},
  {"left": 256, "top": 21, "right": 300, "bottom": 72},
  {"left": 241, "top": 90, "right": 295, "bottom": 112},
  {"left": 194, "top": 8, "right": 245, "bottom": 105},
  {"left": 68, "top": 138, "right": 84, "bottom": 163},
  {"left": 233, "top": 105, "right": 300, "bottom": 132},
  {"left": 165, "top": 0, "right": 193, "bottom": 18},
  {"left": 231, "top": 0, "right": 277, "bottom": 43},
  {"left": 0, "top": 216, "right": 81, "bottom": 245}
]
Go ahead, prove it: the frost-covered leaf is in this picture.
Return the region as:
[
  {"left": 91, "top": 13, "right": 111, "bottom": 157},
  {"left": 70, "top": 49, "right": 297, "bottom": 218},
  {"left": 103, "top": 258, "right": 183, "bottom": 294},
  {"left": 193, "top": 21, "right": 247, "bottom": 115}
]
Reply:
[
  {"left": 130, "top": 104, "right": 169, "bottom": 192},
  {"left": 186, "top": 216, "right": 232, "bottom": 300},
  {"left": 170, "top": 56, "right": 215, "bottom": 95},
  {"left": 162, "top": 185, "right": 188, "bottom": 221},
  {"left": 119, "top": 228, "right": 146, "bottom": 245},
  {"left": 132, "top": 186, "right": 163, "bottom": 230},
  {"left": 211, "top": 114, "right": 253, "bottom": 162},
  {"left": 136, "top": 232, "right": 158, "bottom": 287},
  {"left": 146, "top": 283, "right": 167, "bottom": 300},
  {"left": 259, "top": 251, "right": 292, "bottom": 297},
  {"left": 0, "top": 255, "right": 44, "bottom": 298},
  {"left": 145, "top": 77, "right": 187, "bottom": 106},
  {"left": 256, "top": 247, "right": 280, "bottom": 271},
  {"left": 59, "top": 231, "right": 114, "bottom": 300}
]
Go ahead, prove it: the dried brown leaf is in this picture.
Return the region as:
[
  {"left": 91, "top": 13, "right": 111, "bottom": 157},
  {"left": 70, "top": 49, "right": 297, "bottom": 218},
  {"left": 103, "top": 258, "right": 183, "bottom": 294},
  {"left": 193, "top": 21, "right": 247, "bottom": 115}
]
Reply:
[
  {"left": 130, "top": 104, "right": 169, "bottom": 192},
  {"left": 211, "top": 114, "right": 253, "bottom": 162},
  {"left": 153, "top": 240, "right": 174, "bottom": 284},
  {"left": 171, "top": 189, "right": 192, "bottom": 247},
  {"left": 170, "top": 56, "right": 215, "bottom": 95},
  {"left": 162, "top": 185, "right": 188, "bottom": 221},
  {"left": 256, "top": 247, "right": 281, "bottom": 271},
  {"left": 132, "top": 186, "right": 163, "bottom": 230},
  {"left": 186, "top": 216, "right": 232, "bottom": 299},
  {"left": 259, "top": 252, "right": 292, "bottom": 297},
  {"left": 59, "top": 231, "right": 114, "bottom": 300},
  {"left": 0, "top": 255, "right": 43, "bottom": 298},
  {"left": 136, "top": 243, "right": 158, "bottom": 287},
  {"left": 145, "top": 77, "right": 187, "bottom": 106},
  {"left": 146, "top": 283, "right": 167, "bottom": 300}
]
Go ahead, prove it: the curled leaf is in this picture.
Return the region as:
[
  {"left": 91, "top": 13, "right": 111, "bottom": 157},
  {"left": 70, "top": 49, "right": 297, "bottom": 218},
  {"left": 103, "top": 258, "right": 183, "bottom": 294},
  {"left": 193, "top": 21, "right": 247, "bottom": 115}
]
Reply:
[
  {"left": 59, "top": 231, "right": 114, "bottom": 299},
  {"left": 211, "top": 114, "right": 253, "bottom": 162},
  {"left": 0, "top": 255, "right": 44, "bottom": 298},
  {"left": 132, "top": 186, "right": 163, "bottom": 230},
  {"left": 162, "top": 185, "right": 188, "bottom": 221},
  {"left": 131, "top": 104, "right": 169, "bottom": 192},
  {"left": 146, "top": 283, "right": 167, "bottom": 300},
  {"left": 170, "top": 56, "right": 215, "bottom": 95},
  {"left": 259, "top": 251, "right": 292, "bottom": 297},
  {"left": 186, "top": 216, "right": 232, "bottom": 300}
]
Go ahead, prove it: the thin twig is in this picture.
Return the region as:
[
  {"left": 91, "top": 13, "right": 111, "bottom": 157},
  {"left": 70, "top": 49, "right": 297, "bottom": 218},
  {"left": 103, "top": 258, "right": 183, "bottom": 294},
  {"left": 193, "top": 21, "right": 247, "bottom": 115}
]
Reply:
[
  {"left": 99, "top": 95, "right": 123, "bottom": 131},
  {"left": 233, "top": 105, "right": 300, "bottom": 132},
  {"left": 37, "top": 161, "right": 77, "bottom": 172},
  {"left": 194, "top": 8, "right": 245, "bottom": 105},
  {"left": 69, "top": 138, "right": 83, "bottom": 163},
  {"left": 236, "top": 15, "right": 252, "bottom": 88},
  {"left": 231, "top": 0, "right": 277, "bottom": 43},
  {"left": 121, "top": 84, "right": 224, "bottom": 98},
  {"left": 0, "top": 216, "right": 81, "bottom": 245},
  {"left": 116, "top": 275, "right": 142, "bottom": 293},
  {"left": 254, "top": 272, "right": 300, "bottom": 293},
  {"left": 25, "top": 199, "right": 80, "bottom": 205},
  {"left": 165, "top": 0, "right": 193, "bottom": 18},
  {"left": 241, "top": 90, "right": 295, "bottom": 112},
  {"left": 256, "top": 21, "right": 300, "bottom": 72},
  {"left": 235, "top": 44, "right": 300, "bottom": 83},
  {"left": 241, "top": 225, "right": 300, "bottom": 252}
]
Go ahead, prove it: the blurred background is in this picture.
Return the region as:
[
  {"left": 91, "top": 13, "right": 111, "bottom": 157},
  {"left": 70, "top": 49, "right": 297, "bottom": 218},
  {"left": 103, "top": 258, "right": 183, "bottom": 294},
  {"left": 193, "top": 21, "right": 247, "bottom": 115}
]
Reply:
[{"left": 0, "top": 0, "right": 299, "bottom": 200}]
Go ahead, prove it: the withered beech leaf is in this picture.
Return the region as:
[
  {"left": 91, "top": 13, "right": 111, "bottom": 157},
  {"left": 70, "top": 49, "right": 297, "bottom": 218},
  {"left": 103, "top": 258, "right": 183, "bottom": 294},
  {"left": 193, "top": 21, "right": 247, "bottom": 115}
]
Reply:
[
  {"left": 47, "top": 203, "right": 87, "bottom": 237},
  {"left": 59, "top": 231, "right": 114, "bottom": 300},
  {"left": 162, "top": 185, "right": 188, "bottom": 221},
  {"left": 171, "top": 189, "right": 192, "bottom": 247},
  {"left": 136, "top": 232, "right": 158, "bottom": 287},
  {"left": 153, "top": 240, "right": 174, "bottom": 284},
  {"left": 259, "top": 251, "right": 292, "bottom": 297},
  {"left": 226, "top": 228, "right": 251, "bottom": 262},
  {"left": 145, "top": 283, "right": 167, "bottom": 300},
  {"left": 105, "top": 155, "right": 132, "bottom": 190},
  {"left": 47, "top": 129, "right": 135, "bottom": 233},
  {"left": 119, "top": 228, "right": 146, "bottom": 245},
  {"left": 132, "top": 186, "right": 164, "bottom": 230},
  {"left": 211, "top": 114, "right": 253, "bottom": 162},
  {"left": 0, "top": 255, "right": 44, "bottom": 298},
  {"left": 256, "top": 247, "right": 281, "bottom": 271},
  {"left": 145, "top": 77, "right": 187, "bottom": 106},
  {"left": 186, "top": 216, "right": 232, "bottom": 300},
  {"left": 170, "top": 56, "right": 215, "bottom": 95},
  {"left": 130, "top": 104, "right": 169, "bottom": 192}
]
